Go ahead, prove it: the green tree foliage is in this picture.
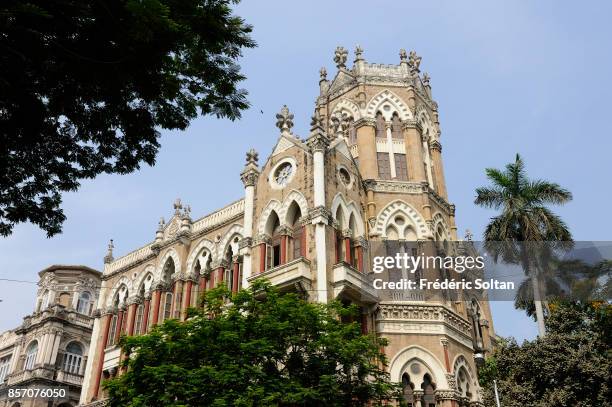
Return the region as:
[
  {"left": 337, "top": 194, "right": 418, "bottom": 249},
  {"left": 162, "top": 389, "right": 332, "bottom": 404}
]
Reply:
[
  {"left": 0, "top": 0, "right": 255, "bottom": 236},
  {"left": 475, "top": 153, "right": 573, "bottom": 334},
  {"left": 480, "top": 301, "right": 612, "bottom": 407},
  {"left": 104, "top": 281, "right": 402, "bottom": 406}
]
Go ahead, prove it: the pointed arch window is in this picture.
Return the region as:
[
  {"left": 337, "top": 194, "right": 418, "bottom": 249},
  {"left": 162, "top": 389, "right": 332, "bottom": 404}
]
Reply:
[
  {"left": 134, "top": 304, "right": 144, "bottom": 335},
  {"left": 107, "top": 315, "right": 118, "bottom": 347},
  {"left": 391, "top": 112, "right": 403, "bottom": 139},
  {"left": 402, "top": 373, "right": 415, "bottom": 406},
  {"left": 375, "top": 111, "right": 386, "bottom": 138},
  {"left": 421, "top": 374, "right": 436, "bottom": 407},
  {"left": 163, "top": 292, "right": 173, "bottom": 321}
]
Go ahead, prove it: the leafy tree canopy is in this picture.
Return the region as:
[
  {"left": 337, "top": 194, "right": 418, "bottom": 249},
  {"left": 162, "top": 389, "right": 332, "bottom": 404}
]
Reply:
[
  {"left": 479, "top": 301, "right": 611, "bottom": 407},
  {"left": 104, "top": 281, "right": 402, "bottom": 406},
  {"left": 0, "top": 0, "right": 255, "bottom": 236}
]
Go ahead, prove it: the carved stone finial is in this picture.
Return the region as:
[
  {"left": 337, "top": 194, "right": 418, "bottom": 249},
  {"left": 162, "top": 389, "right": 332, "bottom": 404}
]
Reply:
[
  {"left": 399, "top": 48, "right": 407, "bottom": 62},
  {"left": 422, "top": 72, "right": 430, "bottom": 86},
  {"left": 319, "top": 67, "right": 327, "bottom": 80},
  {"left": 157, "top": 217, "right": 165, "bottom": 231},
  {"left": 354, "top": 45, "right": 363, "bottom": 61},
  {"left": 104, "top": 239, "right": 114, "bottom": 264},
  {"left": 246, "top": 148, "right": 259, "bottom": 165},
  {"left": 408, "top": 50, "right": 422, "bottom": 71},
  {"left": 182, "top": 205, "right": 191, "bottom": 219},
  {"left": 330, "top": 111, "right": 351, "bottom": 139},
  {"left": 465, "top": 229, "right": 474, "bottom": 242},
  {"left": 173, "top": 198, "right": 183, "bottom": 215},
  {"left": 275, "top": 105, "right": 294, "bottom": 134},
  {"left": 310, "top": 111, "right": 324, "bottom": 131},
  {"left": 333, "top": 46, "right": 348, "bottom": 69}
]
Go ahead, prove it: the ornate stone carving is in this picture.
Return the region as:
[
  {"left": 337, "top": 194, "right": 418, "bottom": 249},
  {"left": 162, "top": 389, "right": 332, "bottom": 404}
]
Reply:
[
  {"left": 103, "top": 239, "right": 114, "bottom": 264},
  {"left": 308, "top": 206, "right": 332, "bottom": 225},
  {"left": 363, "top": 180, "right": 424, "bottom": 194},
  {"left": 333, "top": 46, "right": 348, "bottom": 69},
  {"left": 408, "top": 50, "right": 422, "bottom": 71},
  {"left": 430, "top": 140, "right": 442, "bottom": 152},
  {"left": 275, "top": 105, "right": 294, "bottom": 134},
  {"left": 399, "top": 48, "right": 408, "bottom": 63},
  {"left": 422, "top": 72, "right": 430, "bottom": 86},
  {"left": 319, "top": 67, "right": 327, "bottom": 80},
  {"left": 354, "top": 45, "right": 363, "bottom": 61}
]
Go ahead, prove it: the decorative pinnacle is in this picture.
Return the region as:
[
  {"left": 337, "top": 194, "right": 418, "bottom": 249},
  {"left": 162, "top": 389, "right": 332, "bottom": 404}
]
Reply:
[
  {"left": 319, "top": 67, "right": 327, "bottom": 80},
  {"left": 354, "top": 45, "right": 363, "bottom": 61},
  {"left": 104, "top": 239, "right": 114, "bottom": 264},
  {"left": 173, "top": 198, "right": 183, "bottom": 215},
  {"left": 333, "top": 46, "right": 348, "bottom": 69},
  {"left": 399, "top": 49, "right": 407, "bottom": 63},
  {"left": 465, "top": 229, "right": 474, "bottom": 242},
  {"left": 275, "top": 105, "right": 294, "bottom": 134},
  {"left": 157, "top": 217, "right": 165, "bottom": 231},
  {"left": 310, "top": 110, "right": 324, "bottom": 131},
  {"left": 408, "top": 50, "right": 422, "bottom": 71},
  {"left": 246, "top": 148, "right": 259, "bottom": 165},
  {"left": 422, "top": 72, "right": 430, "bottom": 86}
]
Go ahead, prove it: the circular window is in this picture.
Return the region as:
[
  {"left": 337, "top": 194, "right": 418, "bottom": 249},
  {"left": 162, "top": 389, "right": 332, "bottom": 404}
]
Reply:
[
  {"left": 394, "top": 216, "right": 405, "bottom": 226},
  {"left": 410, "top": 363, "right": 421, "bottom": 374},
  {"left": 274, "top": 162, "right": 293, "bottom": 187},
  {"left": 339, "top": 168, "right": 351, "bottom": 186}
]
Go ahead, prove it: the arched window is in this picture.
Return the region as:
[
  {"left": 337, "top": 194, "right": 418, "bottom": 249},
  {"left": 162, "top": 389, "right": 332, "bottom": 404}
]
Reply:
[
  {"left": 24, "top": 341, "right": 38, "bottom": 370},
  {"left": 375, "top": 111, "right": 386, "bottom": 138},
  {"left": 348, "top": 117, "right": 357, "bottom": 144},
  {"left": 402, "top": 373, "right": 415, "bottom": 406},
  {"left": 107, "top": 314, "right": 118, "bottom": 347},
  {"left": 265, "top": 211, "right": 281, "bottom": 270},
  {"left": 134, "top": 303, "right": 144, "bottom": 335},
  {"left": 287, "top": 201, "right": 303, "bottom": 261},
  {"left": 457, "top": 366, "right": 472, "bottom": 400},
  {"left": 39, "top": 289, "right": 50, "bottom": 312},
  {"left": 63, "top": 342, "right": 83, "bottom": 374},
  {"left": 391, "top": 112, "right": 402, "bottom": 139},
  {"left": 76, "top": 292, "right": 92, "bottom": 315},
  {"left": 0, "top": 355, "right": 11, "bottom": 383},
  {"left": 163, "top": 292, "right": 173, "bottom": 321},
  {"left": 421, "top": 374, "right": 436, "bottom": 407}
]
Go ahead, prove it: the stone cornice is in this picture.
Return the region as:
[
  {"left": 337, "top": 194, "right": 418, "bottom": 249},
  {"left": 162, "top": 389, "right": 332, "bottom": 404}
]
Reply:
[{"left": 363, "top": 179, "right": 424, "bottom": 194}]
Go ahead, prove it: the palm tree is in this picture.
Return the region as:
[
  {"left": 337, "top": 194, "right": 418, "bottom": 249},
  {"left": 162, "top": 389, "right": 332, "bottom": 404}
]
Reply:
[{"left": 475, "top": 154, "right": 573, "bottom": 336}]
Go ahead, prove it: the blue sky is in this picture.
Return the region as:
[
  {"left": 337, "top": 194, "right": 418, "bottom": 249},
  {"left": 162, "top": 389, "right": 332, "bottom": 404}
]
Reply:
[{"left": 1, "top": 0, "right": 611, "bottom": 342}]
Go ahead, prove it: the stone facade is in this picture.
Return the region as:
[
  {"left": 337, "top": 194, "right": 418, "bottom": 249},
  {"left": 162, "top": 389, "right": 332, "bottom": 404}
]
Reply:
[
  {"left": 0, "top": 265, "right": 101, "bottom": 407},
  {"left": 80, "top": 48, "right": 495, "bottom": 407}
]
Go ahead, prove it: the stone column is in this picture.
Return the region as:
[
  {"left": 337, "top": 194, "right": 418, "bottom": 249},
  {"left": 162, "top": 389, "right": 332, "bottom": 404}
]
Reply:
[
  {"left": 142, "top": 294, "right": 151, "bottom": 333},
  {"left": 182, "top": 280, "right": 193, "bottom": 320},
  {"left": 90, "top": 310, "right": 112, "bottom": 401},
  {"left": 150, "top": 287, "right": 162, "bottom": 328},
  {"left": 430, "top": 140, "right": 448, "bottom": 199},
  {"left": 343, "top": 230, "right": 352, "bottom": 265},
  {"left": 403, "top": 121, "right": 427, "bottom": 182},
  {"left": 232, "top": 259, "right": 240, "bottom": 294},
  {"left": 441, "top": 338, "right": 451, "bottom": 373},
  {"left": 259, "top": 243, "right": 266, "bottom": 273},
  {"left": 449, "top": 204, "right": 458, "bottom": 241},
  {"left": 308, "top": 127, "right": 329, "bottom": 304},
  {"left": 114, "top": 308, "right": 124, "bottom": 344},
  {"left": 241, "top": 149, "right": 259, "bottom": 287},
  {"left": 280, "top": 234, "right": 288, "bottom": 264},
  {"left": 126, "top": 297, "right": 138, "bottom": 336},
  {"left": 354, "top": 118, "right": 378, "bottom": 179},
  {"left": 216, "top": 266, "right": 224, "bottom": 285}
]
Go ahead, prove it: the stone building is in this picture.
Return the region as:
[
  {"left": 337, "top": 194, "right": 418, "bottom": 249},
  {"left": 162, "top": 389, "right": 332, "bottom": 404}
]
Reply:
[
  {"left": 0, "top": 265, "right": 101, "bottom": 407},
  {"left": 80, "top": 48, "right": 495, "bottom": 407}
]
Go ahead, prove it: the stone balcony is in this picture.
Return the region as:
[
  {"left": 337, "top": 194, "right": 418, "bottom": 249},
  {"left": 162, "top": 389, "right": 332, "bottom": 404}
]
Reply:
[
  {"left": 55, "top": 370, "right": 84, "bottom": 386},
  {"left": 18, "top": 305, "right": 94, "bottom": 332},
  {"left": 247, "top": 258, "right": 313, "bottom": 293},
  {"left": 6, "top": 366, "right": 54, "bottom": 385},
  {"left": 332, "top": 262, "right": 379, "bottom": 304}
]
